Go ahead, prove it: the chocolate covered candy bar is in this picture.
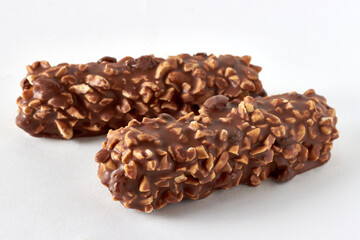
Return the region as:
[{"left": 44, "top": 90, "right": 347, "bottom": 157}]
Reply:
[
  {"left": 95, "top": 90, "right": 338, "bottom": 212},
  {"left": 16, "top": 54, "right": 266, "bottom": 139}
]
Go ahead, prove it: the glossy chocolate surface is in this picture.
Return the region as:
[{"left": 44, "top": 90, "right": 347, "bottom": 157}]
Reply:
[
  {"left": 96, "top": 90, "right": 338, "bottom": 212},
  {"left": 16, "top": 54, "right": 266, "bottom": 139}
]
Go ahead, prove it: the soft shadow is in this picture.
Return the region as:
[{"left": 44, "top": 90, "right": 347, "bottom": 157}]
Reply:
[
  {"left": 147, "top": 165, "right": 334, "bottom": 218},
  {"left": 148, "top": 182, "right": 278, "bottom": 218},
  {"left": 72, "top": 135, "right": 105, "bottom": 144}
]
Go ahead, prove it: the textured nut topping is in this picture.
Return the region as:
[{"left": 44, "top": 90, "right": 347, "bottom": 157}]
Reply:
[
  {"left": 270, "top": 125, "right": 286, "bottom": 137},
  {"left": 55, "top": 66, "right": 67, "bottom": 78},
  {"left": 219, "top": 129, "right": 228, "bottom": 141},
  {"left": 95, "top": 90, "right": 338, "bottom": 212},
  {"left": 124, "top": 161, "right": 137, "bottom": 179},
  {"left": 69, "top": 84, "right": 93, "bottom": 94},
  {"left": 139, "top": 176, "right": 151, "bottom": 192},
  {"left": 54, "top": 120, "right": 73, "bottom": 139},
  {"left": 196, "top": 145, "right": 210, "bottom": 159},
  {"left": 251, "top": 109, "right": 264, "bottom": 122},
  {"left": 86, "top": 75, "right": 110, "bottom": 90},
  {"left": 16, "top": 54, "right": 266, "bottom": 139},
  {"left": 214, "top": 151, "right": 229, "bottom": 173},
  {"left": 155, "top": 59, "right": 178, "bottom": 79}
]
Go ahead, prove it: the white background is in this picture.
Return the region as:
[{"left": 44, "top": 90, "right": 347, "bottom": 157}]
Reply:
[{"left": 0, "top": 0, "right": 359, "bottom": 239}]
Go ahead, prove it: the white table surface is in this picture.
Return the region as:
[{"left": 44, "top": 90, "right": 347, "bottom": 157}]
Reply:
[{"left": 1, "top": 0, "right": 359, "bottom": 239}]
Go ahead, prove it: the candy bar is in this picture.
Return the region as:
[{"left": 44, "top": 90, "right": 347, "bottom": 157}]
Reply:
[
  {"left": 95, "top": 90, "right": 338, "bottom": 212},
  {"left": 16, "top": 54, "right": 265, "bottom": 139}
]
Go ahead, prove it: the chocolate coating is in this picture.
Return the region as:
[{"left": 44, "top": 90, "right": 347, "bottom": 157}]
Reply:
[
  {"left": 95, "top": 90, "right": 338, "bottom": 213},
  {"left": 16, "top": 54, "right": 266, "bottom": 139}
]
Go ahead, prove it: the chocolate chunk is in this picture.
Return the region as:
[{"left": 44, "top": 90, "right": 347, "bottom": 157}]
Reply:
[{"left": 95, "top": 90, "right": 338, "bottom": 212}]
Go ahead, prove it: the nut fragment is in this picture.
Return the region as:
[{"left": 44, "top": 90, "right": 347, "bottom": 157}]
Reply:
[
  {"left": 174, "top": 174, "right": 188, "bottom": 183},
  {"left": 235, "top": 154, "right": 249, "bottom": 165},
  {"left": 264, "top": 134, "right": 276, "bottom": 149},
  {"left": 309, "top": 144, "right": 321, "bottom": 161},
  {"left": 320, "top": 126, "right": 332, "bottom": 135},
  {"left": 228, "top": 145, "right": 240, "bottom": 155},
  {"left": 66, "top": 107, "right": 86, "bottom": 119},
  {"left": 21, "top": 89, "right": 33, "bottom": 100},
  {"left": 296, "top": 124, "right": 306, "bottom": 142},
  {"left": 239, "top": 55, "right": 252, "bottom": 66},
  {"left": 285, "top": 117, "right": 296, "bottom": 124},
  {"left": 251, "top": 109, "right": 264, "bottom": 122},
  {"left": 196, "top": 145, "right": 209, "bottom": 159},
  {"left": 319, "top": 117, "right": 334, "bottom": 126},
  {"left": 195, "top": 129, "right": 214, "bottom": 139},
  {"left": 240, "top": 80, "right": 255, "bottom": 91},
  {"left": 266, "top": 114, "right": 281, "bottom": 124},
  {"left": 308, "top": 126, "right": 317, "bottom": 139},
  {"left": 229, "top": 75, "right": 240, "bottom": 87},
  {"left": 169, "top": 127, "right": 182, "bottom": 136},
  {"left": 252, "top": 167, "right": 262, "bottom": 176},
  {"left": 135, "top": 102, "right": 149, "bottom": 115},
  {"left": 183, "top": 62, "right": 199, "bottom": 72},
  {"left": 121, "top": 149, "right": 132, "bottom": 164},
  {"left": 249, "top": 145, "right": 268, "bottom": 155},
  {"left": 55, "top": 66, "right": 67, "bottom": 78},
  {"left": 186, "top": 147, "right": 197, "bottom": 162},
  {"left": 158, "top": 154, "right": 172, "bottom": 170},
  {"left": 84, "top": 93, "right": 99, "bottom": 103},
  {"left": 139, "top": 87, "right": 153, "bottom": 103},
  {"left": 103, "top": 160, "right": 116, "bottom": 170},
  {"left": 214, "top": 151, "right": 229, "bottom": 173},
  {"left": 104, "top": 64, "right": 115, "bottom": 75},
  {"left": 192, "top": 78, "right": 206, "bottom": 95},
  {"left": 139, "top": 176, "right": 151, "bottom": 192},
  {"left": 215, "top": 77, "right": 228, "bottom": 89},
  {"left": 124, "top": 161, "right": 137, "bottom": 179},
  {"left": 82, "top": 124, "right": 101, "bottom": 132},
  {"left": 155, "top": 59, "right": 178, "bottom": 79},
  {"left": 28, "top": 99, "right": 41, "bottom": 108},
  {"left": 250, "top": 174, "right": 261, "bottom": 186},
  {"left": 54, "top": 120, "right": 73, "bottom": 139},
  {"left": 22, "top": 106, "right": 33, "bottom": 115},
  {"left": 86, "top": 75, "right": 110, "bottom": 90},
  {"left": 282, "top": 145, "right": 299, "bottom": 159},
  {"left": 145, "top": 160, "right": 157, "bottom": 171},
  {"left": 69, "top": 84, "right": 93, "bottom": 94},
  {"left": 219, "top": 129, "right": 228, "bottom": 141},
  {"left": 225, "top": 67, "right": 236, "bottom": 77},
  {"left": 161, "top": 102, "right": 178, "bottom": 111},
  {"left": 270, "top": 125, "right": 286, "bottom": 137},
  {"left": 247, "top": 128, "right": 261, "bottom": 143},
  {"left": 26, "top": 75, "right": 37, "bottom": 84},
  {"left": 189, "top": 121, "right": 200, "bottom": 131},
  {"left": 61, "top": 75, "right": 77, "bottom": 85},
  {"left": 306, "top": 100, "right": 315, "bottom": 111},
  {"left": 137, "top": 134, "right": 156, "bottom": 142},
  {"left": 48, "top": 93, "right": 73, "bottom": 110},
  {"left": 159, "top": 88, "right": 175, "bottom": 102},
  {"left": 120, "top": 99, "right": 131, "bottom": 113},
  {"left": 133, "top": 149, "right": 145, "bottom": 160},
  {"left": 144, "top": 205, "right": 154, "bottom": 213},
  {"left": 124, "top": 131, "right": 138, "bottom": 146},
  {"left": 99, "top": 98, "right": 114, "bottom": 106},
  {"left": 245, "top": 103, "right": 254, "bottom": 113},
  {"left": 204, "top": 57, "right": 218, "bottom": 69},
  {"left": 35, "top": 106, "right": 51, "bottom": 119},
  {"left": 78, "top": 64, "right": 88, "bottom": 72},
  {"left": 241, "top": 136, "right": 251, "bottom": 151}
]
